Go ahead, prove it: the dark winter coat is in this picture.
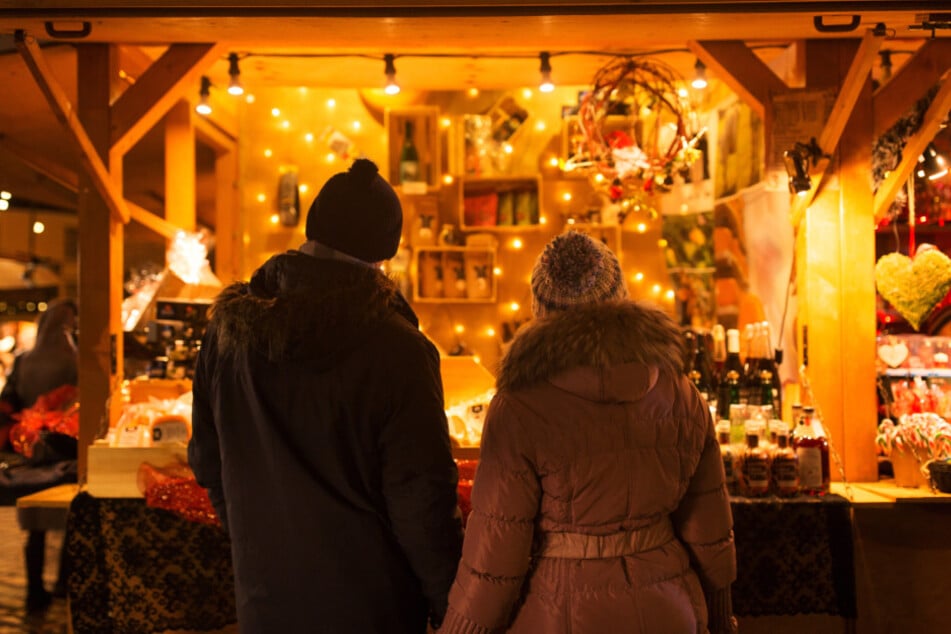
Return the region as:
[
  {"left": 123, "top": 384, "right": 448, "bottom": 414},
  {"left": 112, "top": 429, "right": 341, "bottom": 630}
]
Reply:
[
  {"left": 188, "top": 251, "right": 463, "bottom": 634},
  {"left": 441, "top": 301, "right": 736, "bottom": 634}
]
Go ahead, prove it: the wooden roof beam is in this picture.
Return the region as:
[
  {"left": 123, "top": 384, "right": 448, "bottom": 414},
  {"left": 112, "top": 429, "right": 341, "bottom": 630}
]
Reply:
[
  {"left": 873, "top": 71, "right": 951, "bottom": 224},
  {"left": 688, "top": 40, "right": 788, "bottom": 119},
  {"left": 126, "top": 200, "right": 183, "bottom": 240},
  {"left": 0, "top": 133, "right": 79, "bottom": 192},
  {"left": 873, "top": 39, "right": 951, "bottom": 138},
  {"left": 789, "top": 28, "right": 885, "bottom": 228},
  {"left": 110, "top": 42, "right": 225, "bottom": 158},
  {"left": 14, "top": 30, "right": 129, "bottom": 224}
]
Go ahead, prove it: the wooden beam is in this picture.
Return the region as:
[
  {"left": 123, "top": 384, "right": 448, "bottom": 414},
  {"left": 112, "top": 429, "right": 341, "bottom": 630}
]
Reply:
[
  {"left": 127, "top": 200, "right": 183, "bottom": 240},
  {"left": 688, "top": 40, "right": 788, "bottom": 119},
  {"left": 788, "top": 28, "right": 884, "bottom": 228},
  {"left": 195, "top": 115, "right": 237, "bottom": 156},
  {"left": 0, "top": 133, "right": 78, "bottom": 192},
  {"left": 110, "top": 43, "right": 225, "bottom": 157},
  {"left": 165, "top": 101, "right": 197, "bottom": 233},
  {"left": 873, "top": 71, "right": 951, "bottom": 224},
  {"left": 14, "top": 30, "right": 130, "bottom": 224},
  {"left": 873, "top": 40, "right": 951, "bottom": 138}
]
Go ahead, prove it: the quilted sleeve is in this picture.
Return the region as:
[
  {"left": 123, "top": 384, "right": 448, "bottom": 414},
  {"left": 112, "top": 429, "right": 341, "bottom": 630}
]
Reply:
[
  {"left": 670, "top": 378, "right": 737, "bottom": 593},
  {"left": 441, "top": 392, "right": 540, "bottom": 634}
]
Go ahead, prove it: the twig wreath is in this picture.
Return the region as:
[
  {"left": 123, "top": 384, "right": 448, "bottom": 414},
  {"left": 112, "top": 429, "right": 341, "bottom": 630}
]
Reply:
[{"left": 564, "top": 56, "right": 705, "bottom": 219}]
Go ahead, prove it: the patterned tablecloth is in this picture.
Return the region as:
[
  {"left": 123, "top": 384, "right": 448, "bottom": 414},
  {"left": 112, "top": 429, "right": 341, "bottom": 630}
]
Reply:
[{"left": 64, "top": 491, "right": 856, "bottom": 631}]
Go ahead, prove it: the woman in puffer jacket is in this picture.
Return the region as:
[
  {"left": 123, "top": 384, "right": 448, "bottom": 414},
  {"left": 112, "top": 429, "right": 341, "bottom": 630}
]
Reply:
[{"left": 441, "top": 231, "right": 737, "bottom": 634}]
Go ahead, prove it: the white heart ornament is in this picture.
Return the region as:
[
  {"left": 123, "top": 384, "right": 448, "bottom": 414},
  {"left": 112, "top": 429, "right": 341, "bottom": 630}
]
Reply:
[{"left": 877, "top": 341, "right": 909, "bottom": 368}]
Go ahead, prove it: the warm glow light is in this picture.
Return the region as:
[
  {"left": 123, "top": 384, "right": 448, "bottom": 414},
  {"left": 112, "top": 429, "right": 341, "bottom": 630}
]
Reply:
[
  {"left": 271, "top": 108, "right": 281, "bottom": 117},
  {"left": 522, "top": 88, "right": 533, "bottom": 99},
  {"left": 256, "top": 193, "right": 266, "bottom": 203},
  {"left": 269, "top": 214, "right": 280, "bottom": 225},
  {"left": 467, "top": 87, "right": 480, "bottom": 98},
  {"left": 510, "top": 302, "right": 520, "bottom": 312},
  {"left": 32, "top": 221, "right": 44, "bottom": 234},
  {"left": 665, "top": 289, "right": 676, "bottom": 301},
  {"left": 0, "top": 199, "right": 8, "bottom": 211},
  {"left": 651, "top": 283, "right": 662, "bottom": 294},
  {"left": 678, "top": 87, "right": 689, "bottom": 98},
  {"left": 594, "top": 173, "right": 605, "bottom": 183},
  {"left": 0, "top": 191, "right": 11, "bottom": 200},
  {"left": 0, "top": 336, "right": 14, "bottom": 353},
  {"left": 920, "top": 215, "right": 928, "bottom": 223},
  {"left": 640, "top": 106, "right": 652, "bottom": 116},
  {"left": 658, "top": 239, "right": 668, "bottom": 248},
  {"left": 281, "top": 120, "right": 291, "bottom": 129},
  {"left": 454, "top": 324, "right": 465, "bottom": 334},
  {"left": 326, "top": 99, "right": 336, "bottom": 108},
  {"left": 634, "top": 272, "right": 645, "bottom": 282},
  {"left": 567, "top": 218, "right": 576, "bottom": 225},
  {"left": 636, "top": 222, "right": 647, "bottom": 233},
  {"left": 305, "top": 132, "right": 314, "bottom": 142},
  {"left": 245, "top": 94, "right": 255, "bottom": 104},
  {"left": 503, "top": 143, "right": 514, "bottom": 154},
  {"left": 264, "top": 149, "right": 273, "bottom": 158},
  {"left": 326, "top": 153, "right": 336, "bottom": 163},
  {"left": 352, "top": 121, "right": 362, "bottom": 131},
  {"left": 562, "top": 192, "right": 572, "bottom": 202},
  {"left": 473, "top": 355, "right": 481, "bottom": 365},
  {"left": 535, "top": 120, "right": 547, "bottom": 131},
  {"left": 511, "top": 237, "right": 524, "bottom": 250},
  {"left": 300, "top": 184, "right": 309, "bottom": 194},
  {"left": 539, "top": 216, "right": 547, "bottom": 225},
  {"left": 443, "top": 174, "right": 454, "bottom": 185},
  {"left": 485, "top": 327, "right": 496, "bottom": 337},
  {"left": 548, "top": 156, "right": 559, "bottom": 167},
  {"left": 493, "top": 267, "right": 502, "bottom": 276},
  {"left": 242, "top": 233, "right": 251, "bottom": 246},
  {"left": 680, "top": 203, "right": 689, "bottom": 213},
  {"left": 440, "top": 117, "right": 452, "bottom": 128}
]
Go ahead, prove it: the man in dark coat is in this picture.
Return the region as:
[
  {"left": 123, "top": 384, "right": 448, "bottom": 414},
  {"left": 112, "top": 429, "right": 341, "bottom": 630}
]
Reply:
[{"left": 188, "top": 158, "right": 463, "bottom": 633}]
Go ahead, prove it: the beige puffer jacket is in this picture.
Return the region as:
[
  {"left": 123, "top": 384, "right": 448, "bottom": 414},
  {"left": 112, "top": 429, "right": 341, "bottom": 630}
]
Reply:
[{"left": 441, "top": 301, "right": 736, "bottom": 634}]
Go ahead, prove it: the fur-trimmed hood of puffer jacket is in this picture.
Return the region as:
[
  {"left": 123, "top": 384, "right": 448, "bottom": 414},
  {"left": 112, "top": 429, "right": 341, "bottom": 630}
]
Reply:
[
  {"left": 208, "top": 250, "right": 416, "bottom": 365},
  {"left": 497, "top": 300, "right": 687, "bottom": 392}
]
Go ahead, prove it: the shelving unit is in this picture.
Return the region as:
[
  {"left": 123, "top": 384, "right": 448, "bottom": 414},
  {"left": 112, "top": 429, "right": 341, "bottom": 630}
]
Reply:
[
  {"left": 459, "top": 175, "right": 542, "bottom": 231},
  {"left": 385, "top": 106, "right": 442, "bottom": 190},
  {"left": 413, "top": 245, "right": 497, "bottom": 304}
]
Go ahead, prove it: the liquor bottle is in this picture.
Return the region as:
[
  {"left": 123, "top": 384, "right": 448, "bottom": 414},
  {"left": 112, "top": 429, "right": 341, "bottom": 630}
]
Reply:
[
  {"left": 758, "top": 321, "right": 783, "bottom": 416},
  {"left": 771, "top": 428, "right": 800, "bottom": 497},
  {"left": 724, "top": 328, "right": 746, "bottom": 403},
  {"left": 748, "top": 370, "right": 776, "bottom": 422},
  {"left": 742, "top": 323, "right": 763, "bottom": 400},
  {"left": 711, "top": 324, "right": 727, "bottom": 379},
  {"left": 739, "top": 417, "right": 770, "bottom": 497},
  {"left": 399, "top": 120, "right": 420, "bottom": 184},
  {"left": 687, "top": 330, "right": 717, "bottom": 407},
  {"left": 716, "top": 421, "right": 737, "bottom": 496},
  {"left": 792, "top": 405, "right": 830, "bottom": 495}
]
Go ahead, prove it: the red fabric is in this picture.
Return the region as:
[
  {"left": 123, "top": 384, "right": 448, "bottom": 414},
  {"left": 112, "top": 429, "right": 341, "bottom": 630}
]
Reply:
[
  {"left": 138, "top": 462, "right": 221, "bottom": 527},
  {"left": 8, "top": 384, "right": 79, "bottom": 458}
]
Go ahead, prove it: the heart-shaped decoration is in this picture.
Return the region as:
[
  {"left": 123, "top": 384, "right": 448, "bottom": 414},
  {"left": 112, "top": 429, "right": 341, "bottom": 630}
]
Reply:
[
  {"left": 877, "top": 340, "right": 909, "bottom": 368},
  {"left": 875, "top": 248, "right": 951, "bottom": 330}
]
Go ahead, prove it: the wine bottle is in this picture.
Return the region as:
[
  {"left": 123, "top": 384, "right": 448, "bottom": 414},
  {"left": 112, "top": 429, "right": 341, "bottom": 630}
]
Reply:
[
  {"left": 687, "top": 330, "right": 717, "bottom": 409},
  {"left": 723, "top": 328, "right": 745, "bottom": 402},
  {"left": 399, "top": 120, "right": 420, "bottom": 184}
]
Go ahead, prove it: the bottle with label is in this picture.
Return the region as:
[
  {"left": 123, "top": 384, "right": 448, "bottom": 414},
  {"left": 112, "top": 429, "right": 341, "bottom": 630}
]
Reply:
[
  {"left": 739, "top": 418, "right": 770, "bottom": 497},
  {"left": 711, "top": 324, "right": 727, "bottom": 379},
  {"left": 399, "top": 120, "right": 420, "bottom": 185},
  {"left": 723, "top": 328, "right": 746, "bottom": 403},
  {"left": 686, "top": 330, "right": 717, "bottom": 408},
  {"left": 715, "top": 421, "right": 737, "bottom": 495},
  {"left": 792, "top": 405, "right": 830, "bottom": 495},
  {"left": 717, "top": 369, "right": 742, "bottom": 442},
  {"left": 758, "top": 321, "right": 783, "bottom": 415},
  {"left": 771, "top": 428, "right": 800, "bottom": 497},
  {"left": 748, "top": 369, "right": 776, "bottom": 424}
]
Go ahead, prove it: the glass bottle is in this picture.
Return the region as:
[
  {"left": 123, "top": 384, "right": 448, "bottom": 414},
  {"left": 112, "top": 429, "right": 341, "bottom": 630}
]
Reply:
[
  {"left": 687, "top": 330, "right": 717, "bottom": 408},
  {"left": 771, "top": 428, "right": 800, "bottom": 497},
  {"left": 759, "top": 321, "right": 783, "bottom": 416},
  {"left": 724, "top": 328, "right": 746, "bottom": 403},
  {"left": 399, "top": 120, "right": 420, "bottom": 184},
  {"left": 740, "top": 418, "right": 770, "bottom": 497},
  {"left": 792, "top": 405, "right": 830, "bottom": 495},
  {"left": 711, "top": 324, "right": 727, "bottom": 379},
  {"left": 716, "top": 421, "right": 737, "bottom": 496}
]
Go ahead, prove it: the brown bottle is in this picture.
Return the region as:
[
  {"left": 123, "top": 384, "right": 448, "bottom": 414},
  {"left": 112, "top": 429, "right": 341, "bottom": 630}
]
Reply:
[
  {"left": 771, "top": 430, "right": 800, "bottom": 497},
  {"left": 716, "top": 421, "right": 737, "bottom": 496},
  {"left": 739, "top": 420, "right": 770, "bottom": 497},
  {"left": 792, "top": 405, "right": 830, "bottom": 495}
]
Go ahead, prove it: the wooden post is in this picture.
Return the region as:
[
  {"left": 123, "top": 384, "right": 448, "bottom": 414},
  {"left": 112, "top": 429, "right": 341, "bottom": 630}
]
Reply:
[
  {"left": 214, "top": 149, "right": 240, "bottom": 282},
  {"left": 798, "top": 40, "right": 877, "bottom": 481},
  {"left": 77, "top": 44, "right": 122, "bottom": 481},
  {"left": 165, "top": 101, "right": 196, "bottom": 233}
]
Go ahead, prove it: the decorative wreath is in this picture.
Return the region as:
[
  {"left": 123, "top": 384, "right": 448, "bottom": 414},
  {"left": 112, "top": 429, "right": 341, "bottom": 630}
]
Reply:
[{"left": 566, "top": 56, "right": 705, "bottom": 215}]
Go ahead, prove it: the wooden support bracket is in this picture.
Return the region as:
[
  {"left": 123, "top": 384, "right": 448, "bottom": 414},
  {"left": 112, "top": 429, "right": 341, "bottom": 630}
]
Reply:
[
  {"left": 688, "top": 40, "right": 788, "bottom": 119},
  {"left": 14, "top": 30, "right": 129, "bottom": 224},
  {"left": 789, "top": 28, "right": 885, "bottom": 229},
  {"left": 0, "top": 132, "right": 79, "bottom": 192},
  {"left": 873, "top": 39, "right": 951, "bottom": 138},
  {"left": 873, "top": 71, "right": 951, "bottom": 225},
  {"left": 126, "top": 200, "right": 184, "bottom": 241}
]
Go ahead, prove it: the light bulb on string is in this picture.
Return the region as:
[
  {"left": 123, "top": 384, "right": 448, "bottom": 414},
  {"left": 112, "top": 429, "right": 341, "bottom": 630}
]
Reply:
[
  {"left": 538, "top": 52, "right": 555, "bottom": 93},
  {"left": 384, "top": 54, "right": 400, "bottom": 95},
  {"left": 227, "top": 53, "right": 244, "bottom": 96},
  {"left": 691, "top": 59, "right": 708, "bottom": 90},
  {"left": 195, "top": 76, "right": 212, "bottom": 115}
]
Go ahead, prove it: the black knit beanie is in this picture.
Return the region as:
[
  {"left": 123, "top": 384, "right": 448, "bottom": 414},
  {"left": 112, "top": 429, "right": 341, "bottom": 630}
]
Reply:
[{"left": 305, "top": 158, "right": 403, "bottom": 262}]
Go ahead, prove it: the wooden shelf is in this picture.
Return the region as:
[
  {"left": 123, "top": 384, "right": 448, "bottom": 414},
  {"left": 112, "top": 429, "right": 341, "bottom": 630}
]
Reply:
[
  {"left": 413, "top": 245, "right": 496, "bottom": 303},
  {"left": 460, "top": 175, "right": 542, "bottom": 231}
]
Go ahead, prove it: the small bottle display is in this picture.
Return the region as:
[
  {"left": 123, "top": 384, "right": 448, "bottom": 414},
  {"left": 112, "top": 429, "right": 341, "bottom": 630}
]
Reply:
[
  {"left": 716, "top": 421, "right": 737, "bottom": 496},
  {"left": 723, "top": 328, "right": 746, "bottom": 403},
  {"left": 739, "top": 418, "right": 770, "bottom": 497},
  {"left": 771, "top": 428, "right": 800, "bottom": 497},
  {"left": 792, "top": 405, "right": 830, "bottom": 495},
  {"left": 399, "top": 120, "right": 421, "bottom": 184}
]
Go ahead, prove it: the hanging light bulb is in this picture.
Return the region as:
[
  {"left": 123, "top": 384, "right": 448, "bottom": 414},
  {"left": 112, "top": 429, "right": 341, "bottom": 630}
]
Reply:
[
  {"left": 783, "top": 147, "right": 812, "bottom": 196},
  {"left": 879, "top": 49, "right": 893, "bottom": 83},
  {"left": 538, "top": 52, "right": 555, "bottom": 93},
  {"left": 917, "top": 143, "right": 949, "bottom": 181},
  {"left": 195, "top": 76, "right": 212, "bottom": 115},
  {"left": 227, "top": 52, "right": 244, "bottom": 96},
  {"left": 383, "top": 54, "right": 400, "bottom": 95},
  {"left": 691, "top": 59, "right": 708, "bottom": 90}
]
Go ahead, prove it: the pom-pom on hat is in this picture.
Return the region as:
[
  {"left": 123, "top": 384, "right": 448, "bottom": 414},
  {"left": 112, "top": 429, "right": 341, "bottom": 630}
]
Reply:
[
  {"left": 305, "top": 158, "right": 402, "bottom": 262},
  {"left": 531, "top": 231, "right": 629, "bottom": 317}
]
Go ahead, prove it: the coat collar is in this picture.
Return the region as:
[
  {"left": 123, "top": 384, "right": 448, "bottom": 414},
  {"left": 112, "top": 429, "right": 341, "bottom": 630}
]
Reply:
[{"left": 497, "top": 301, "right": 686, "bottom": 401}]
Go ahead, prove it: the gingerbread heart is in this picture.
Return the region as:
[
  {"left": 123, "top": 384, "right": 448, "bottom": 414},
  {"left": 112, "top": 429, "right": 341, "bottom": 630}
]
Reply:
[
  {"left": 875, "top": 249, "right": 951, "bottom": 330},
  {"left": 877, "top": 340, "right": 909, "bottom": 368}
]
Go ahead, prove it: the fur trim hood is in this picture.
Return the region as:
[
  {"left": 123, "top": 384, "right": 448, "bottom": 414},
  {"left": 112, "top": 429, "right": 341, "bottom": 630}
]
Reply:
[
  {"left": 208, "top": 251, "right": 415, "bottom": 365},
  {"left": 497, "top": 301, "right": 687, "bottom": 398}
]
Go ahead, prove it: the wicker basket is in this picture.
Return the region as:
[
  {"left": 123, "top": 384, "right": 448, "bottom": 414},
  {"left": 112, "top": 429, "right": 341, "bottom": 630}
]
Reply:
[{"left": 927, "top": 461, "right": 951, "bottom": 494}]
